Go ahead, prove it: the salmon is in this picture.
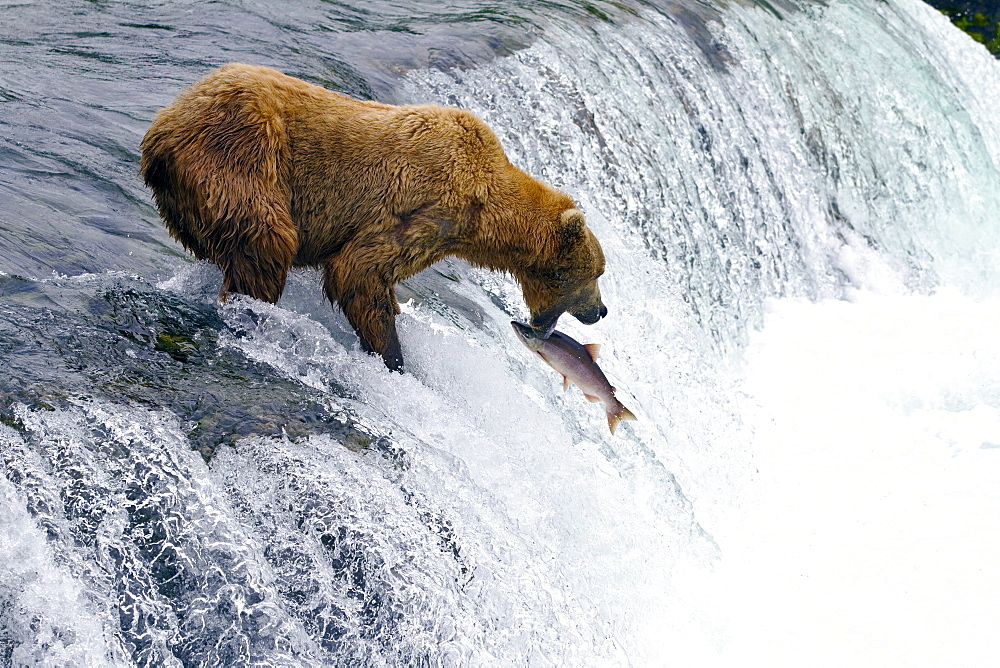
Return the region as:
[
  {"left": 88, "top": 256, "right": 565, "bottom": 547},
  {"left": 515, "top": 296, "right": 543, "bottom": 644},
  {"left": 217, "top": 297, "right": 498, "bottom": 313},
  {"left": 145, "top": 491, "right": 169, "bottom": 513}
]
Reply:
[{"left": 511, "top": 321, "right": 636, "bottom": 434}]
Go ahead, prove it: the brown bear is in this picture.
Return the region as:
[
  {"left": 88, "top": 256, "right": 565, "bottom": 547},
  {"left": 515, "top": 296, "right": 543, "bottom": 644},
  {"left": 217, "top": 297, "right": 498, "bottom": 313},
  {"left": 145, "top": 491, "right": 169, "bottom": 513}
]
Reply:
[{"left": 140, "top": 63, "right": 607, "bottom": 371}]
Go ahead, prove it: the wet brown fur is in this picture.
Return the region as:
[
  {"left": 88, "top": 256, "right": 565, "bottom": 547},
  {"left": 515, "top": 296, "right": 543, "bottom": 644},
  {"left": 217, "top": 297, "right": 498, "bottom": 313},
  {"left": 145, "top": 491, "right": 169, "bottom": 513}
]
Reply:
[{"left": 140, "top": 63, "right": 606, "bottom": 370}]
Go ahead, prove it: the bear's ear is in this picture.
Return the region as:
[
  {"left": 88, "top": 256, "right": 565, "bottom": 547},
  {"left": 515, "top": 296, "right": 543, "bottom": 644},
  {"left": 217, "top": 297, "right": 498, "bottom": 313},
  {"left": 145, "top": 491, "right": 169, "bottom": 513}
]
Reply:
[{"left": 559, "top": 209, "right": 586, "bottom": 251}]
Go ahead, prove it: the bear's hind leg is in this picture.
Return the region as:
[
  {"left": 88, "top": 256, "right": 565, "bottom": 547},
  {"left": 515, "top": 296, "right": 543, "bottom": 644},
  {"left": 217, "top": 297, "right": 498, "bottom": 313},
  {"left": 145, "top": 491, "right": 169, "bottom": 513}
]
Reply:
[
  {"left": 215, "top": 202, "right": 298, "bottom": 305},
  {"left": 322, "top": 257, "right": 404, "bottom": 371},
  {"left": 220, "top": 239, "right": 293, "bottom": 305}
]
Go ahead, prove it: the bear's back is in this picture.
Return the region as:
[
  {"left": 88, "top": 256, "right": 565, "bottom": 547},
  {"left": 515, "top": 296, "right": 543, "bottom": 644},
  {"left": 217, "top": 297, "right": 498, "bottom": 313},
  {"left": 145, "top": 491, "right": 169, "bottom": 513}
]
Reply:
[{"left": 142, "top": 63, "right": 525, "bottom": 265}]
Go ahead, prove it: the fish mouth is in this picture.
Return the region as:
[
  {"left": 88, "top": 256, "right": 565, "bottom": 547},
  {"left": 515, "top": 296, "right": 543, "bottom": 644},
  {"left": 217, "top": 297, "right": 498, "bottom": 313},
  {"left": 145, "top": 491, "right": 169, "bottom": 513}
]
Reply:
[
  {"left": 510, "top": 320, "right": 538, "bottom": 340},
  {"left": 510, "top": 321, "right": 544, "bottom": 350}
]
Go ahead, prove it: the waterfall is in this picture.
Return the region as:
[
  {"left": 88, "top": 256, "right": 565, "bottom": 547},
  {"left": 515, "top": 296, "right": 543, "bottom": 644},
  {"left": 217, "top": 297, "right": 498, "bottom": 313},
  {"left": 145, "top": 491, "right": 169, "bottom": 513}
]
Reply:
[{"left": 1, "top": 0, "right": 999, "bottom": 665}]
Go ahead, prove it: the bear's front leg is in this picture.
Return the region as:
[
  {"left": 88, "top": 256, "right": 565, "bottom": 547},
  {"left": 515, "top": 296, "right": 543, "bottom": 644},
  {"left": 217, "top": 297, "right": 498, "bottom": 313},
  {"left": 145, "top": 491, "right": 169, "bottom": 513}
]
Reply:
[{"left": 322, "top": 257, "right": 404, "bottom": 372}]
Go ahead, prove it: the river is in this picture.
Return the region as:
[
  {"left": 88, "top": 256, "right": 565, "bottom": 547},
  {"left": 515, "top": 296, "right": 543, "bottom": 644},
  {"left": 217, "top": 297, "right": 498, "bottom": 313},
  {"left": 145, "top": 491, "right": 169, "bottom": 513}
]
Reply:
[{"left": 1, "top": 0, "right": 999, "bottom": 665}]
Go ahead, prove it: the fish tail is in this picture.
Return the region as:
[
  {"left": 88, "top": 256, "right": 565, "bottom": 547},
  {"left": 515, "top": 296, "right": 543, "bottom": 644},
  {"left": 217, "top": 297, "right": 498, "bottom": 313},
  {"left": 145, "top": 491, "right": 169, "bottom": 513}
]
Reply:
[{"left": 607, "top": 403, "right": 637, "bottom": 434}]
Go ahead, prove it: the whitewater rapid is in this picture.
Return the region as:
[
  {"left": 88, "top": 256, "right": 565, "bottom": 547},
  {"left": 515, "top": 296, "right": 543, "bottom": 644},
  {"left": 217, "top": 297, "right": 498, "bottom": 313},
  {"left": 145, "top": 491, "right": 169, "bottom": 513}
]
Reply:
[
  {"left": 397, "top": 0, "right": 1000, "bottom": 663},
  {"left": 716, "top": 288, "right": 1000, "bottom": 666},
  {"left": 1, "top": 0, "right": 999, "bottom": 665}
]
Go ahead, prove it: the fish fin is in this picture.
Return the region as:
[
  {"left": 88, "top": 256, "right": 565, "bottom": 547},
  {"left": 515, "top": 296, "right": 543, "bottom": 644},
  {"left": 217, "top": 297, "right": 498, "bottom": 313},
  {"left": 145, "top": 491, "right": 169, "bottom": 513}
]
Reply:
[
  {"left": 583, "top": 393, "right": 602, "bottom": 403},
  {"left": 562, "top": 375, "right": 571, "bottom": 392},
  {"left": 608, "top": 405, "right": 638, "bottom": 434},
  {"left": 583, "top": 343, "right": 601, "bottom": 361}
]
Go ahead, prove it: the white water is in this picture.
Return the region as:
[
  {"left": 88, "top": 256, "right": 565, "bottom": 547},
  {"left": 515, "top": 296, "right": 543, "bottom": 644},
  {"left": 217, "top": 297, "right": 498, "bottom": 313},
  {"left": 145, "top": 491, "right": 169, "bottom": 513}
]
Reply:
[
  {"left": 401, "top": 0, "right": 1000, "bottom": 662},
  {"left": 3, "top": 0, "right": 1000, "bottom": 665},
  {"left": 716, "top": 288, "right": 1000, "bottom": 667},
  {"left": 394, "top": 1, "right": 1000, "bottom": 662}
]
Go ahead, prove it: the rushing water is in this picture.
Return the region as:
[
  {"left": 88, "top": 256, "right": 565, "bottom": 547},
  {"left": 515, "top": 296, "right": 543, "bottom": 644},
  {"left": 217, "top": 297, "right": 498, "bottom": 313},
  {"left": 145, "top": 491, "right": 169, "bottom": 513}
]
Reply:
[{"left": 2, "top": 0, "right": 999, "bottom": 665}]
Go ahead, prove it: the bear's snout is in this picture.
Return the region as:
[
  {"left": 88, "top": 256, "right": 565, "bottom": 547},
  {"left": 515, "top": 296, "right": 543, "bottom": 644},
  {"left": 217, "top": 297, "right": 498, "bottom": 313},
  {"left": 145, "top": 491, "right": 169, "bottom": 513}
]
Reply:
[{"left": 571, "top": 301, "right": 607, "bottom": 325}]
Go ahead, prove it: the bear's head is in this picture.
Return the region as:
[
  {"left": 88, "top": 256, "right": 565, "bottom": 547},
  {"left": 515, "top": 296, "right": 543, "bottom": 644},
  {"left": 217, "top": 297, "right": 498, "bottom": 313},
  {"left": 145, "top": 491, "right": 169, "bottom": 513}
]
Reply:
[{"left": 521, "top": 209, "right": 608, "bottom": 337}]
